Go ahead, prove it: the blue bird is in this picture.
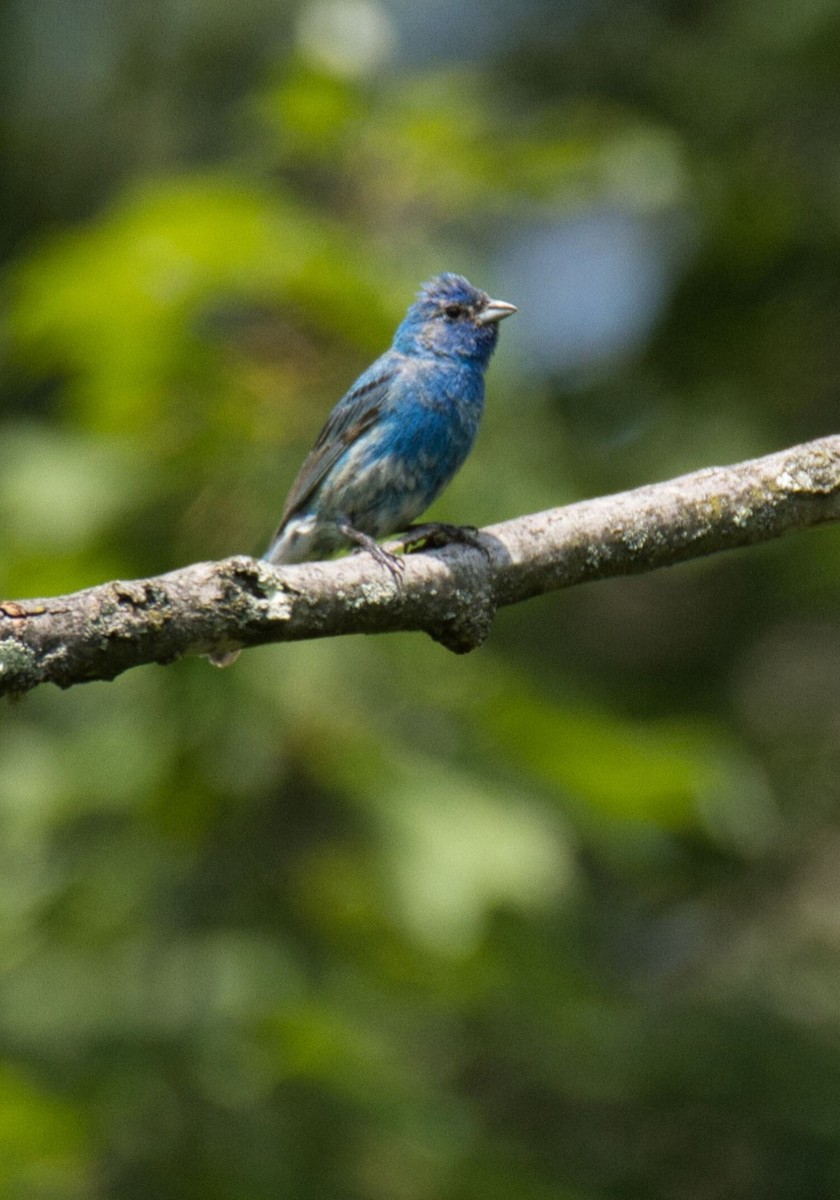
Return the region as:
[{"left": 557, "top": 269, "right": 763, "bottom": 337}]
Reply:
[{"left": 211, "top": 273, "right": 516, "bottom": 666}]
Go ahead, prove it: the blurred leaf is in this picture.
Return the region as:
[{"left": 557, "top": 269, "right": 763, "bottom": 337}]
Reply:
[
  {"left": 0, "top": 1065, "right": 91, "bottom": 1199},
  {"left": 485, "top": 687, "right": 754, "bottom": 834}
]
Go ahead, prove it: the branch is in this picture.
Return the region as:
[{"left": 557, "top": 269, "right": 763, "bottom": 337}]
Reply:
[{"left": 3, "top": 435, "right": 840, "bottom": 696}]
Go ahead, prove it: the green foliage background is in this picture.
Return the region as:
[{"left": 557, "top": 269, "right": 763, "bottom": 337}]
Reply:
[{"left": 3, "top": 2, "right": 840, "bottom": 1196}]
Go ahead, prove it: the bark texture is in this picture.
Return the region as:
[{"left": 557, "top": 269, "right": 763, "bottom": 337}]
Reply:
[{"left": 3, "top": 435, "right": 840, "bottom": 696}]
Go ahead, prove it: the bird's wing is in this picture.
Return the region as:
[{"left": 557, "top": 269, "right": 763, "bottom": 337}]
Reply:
[{"left": 276, "top": 360, "right": 399, "bottom": 528}]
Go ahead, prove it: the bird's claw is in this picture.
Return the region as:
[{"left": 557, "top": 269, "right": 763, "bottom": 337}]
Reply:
[
  {"left": 340, "top": 523, "right": 405, "bottom": 582},
  {"left": 396, "top": 522, "right": 486, "bottom": 555},
  {"left": 368, "top": 541, "right": 405, "bottom": 582}
]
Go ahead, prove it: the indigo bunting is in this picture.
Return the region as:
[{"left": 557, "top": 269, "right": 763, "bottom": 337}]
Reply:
[{"left": 211, "top": 273, "right": 515, "bottom": 666}]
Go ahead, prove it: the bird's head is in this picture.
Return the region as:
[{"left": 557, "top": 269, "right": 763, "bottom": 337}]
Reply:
[{"left": 393, "top": 273, "right": 516, "bottom": 366}]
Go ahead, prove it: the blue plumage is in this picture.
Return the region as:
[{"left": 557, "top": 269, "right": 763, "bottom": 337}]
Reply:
[
  {"left": 210, "top": 273, "right": 515, "bottom": 665},
  {"left": 264, "top": 273, "right": 516, "bottom": 566}
]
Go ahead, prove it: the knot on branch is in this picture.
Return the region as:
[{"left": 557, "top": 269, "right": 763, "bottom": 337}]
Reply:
[
  {"left": 428, "top": 584, "right": 496, "bottom": 653},
  {"left": 425, "top": 541, "right": 500, "bottom": 654}
]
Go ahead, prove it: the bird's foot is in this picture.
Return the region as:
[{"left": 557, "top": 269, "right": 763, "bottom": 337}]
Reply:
[
  {"left": 340, "top": 523, "right": 405, "bottom": 582},
  {"left": 396, "top": 522, "right": 486, "bottom": 554}
]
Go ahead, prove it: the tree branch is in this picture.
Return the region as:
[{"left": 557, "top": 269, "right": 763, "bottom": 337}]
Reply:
[{"left": 4, "top": 434, "right": 840, "bottom": 696}]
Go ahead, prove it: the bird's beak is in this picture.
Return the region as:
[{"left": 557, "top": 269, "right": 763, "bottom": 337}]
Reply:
[{"left": 476, "top": 298, "right": 518, "bottom": 325}]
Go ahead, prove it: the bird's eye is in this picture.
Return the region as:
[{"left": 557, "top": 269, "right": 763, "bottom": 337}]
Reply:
[{"left": 444, "top": 304, "right": 464, "bottom": 319}]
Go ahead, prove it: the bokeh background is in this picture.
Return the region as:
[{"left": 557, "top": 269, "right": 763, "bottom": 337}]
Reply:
[{"left": 3, "top": 1, "right": 840, "bottom": 1196}]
